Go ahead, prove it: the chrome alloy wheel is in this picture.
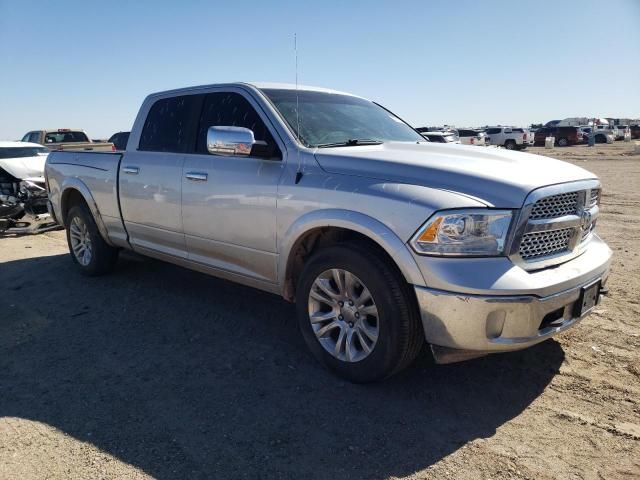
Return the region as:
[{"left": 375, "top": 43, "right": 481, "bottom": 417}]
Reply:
[
  {"left": 69, "top": 216, "right": 93, "bottom": 266},
  {"left": 308, "top": 269, "right": 379, "bottom": 362}
]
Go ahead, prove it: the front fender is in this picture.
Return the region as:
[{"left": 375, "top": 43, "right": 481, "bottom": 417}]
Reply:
[
  {"left": 59, "top": 177, "right": 114, "bottom": 246},
  {"left": 278, "top": 208, "right": 426, "bottom": 292}
]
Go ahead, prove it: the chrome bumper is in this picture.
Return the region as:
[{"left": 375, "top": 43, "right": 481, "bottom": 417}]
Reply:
[{"left": 414, "top": 273, "right": 609, "bottom": 363}]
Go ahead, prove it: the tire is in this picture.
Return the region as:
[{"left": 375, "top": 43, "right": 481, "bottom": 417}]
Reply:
[
  {"left": 295, "top": 242, "right": 424, "bottom": 383},
  {"left": 557, "top": 137, "right": 569, "bottom": 147},
  {"left": 504, "top": 140, "right": 516, "bottom": 150},
  {"left": 66, "top": 204, "right": 119, "bottom": 276},
  {"left": 596, "top": 134, "right": 606, "bottom": 144}
]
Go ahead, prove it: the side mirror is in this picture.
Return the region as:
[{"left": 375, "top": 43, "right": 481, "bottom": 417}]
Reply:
[{"left": 207, "top": 126, "right": 256, "bottom": 156}]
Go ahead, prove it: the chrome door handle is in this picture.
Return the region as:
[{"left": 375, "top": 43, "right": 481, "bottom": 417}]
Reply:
[
  {"left": 122, "top": 166, "right": 139, "bottom": 174},
  {"left": 185, "top": 172, "right": 208, "bottom": 182}
]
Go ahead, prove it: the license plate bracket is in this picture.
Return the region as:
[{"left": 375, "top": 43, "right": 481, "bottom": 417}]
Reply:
[{"left": 574, "top": 280, "right": 601, "bottom": 317}]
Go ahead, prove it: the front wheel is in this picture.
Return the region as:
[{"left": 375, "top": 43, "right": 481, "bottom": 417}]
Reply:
[
  {"left": 66, "top": 204, "right": 119, "bottom": 276},
  {"left": 296, "top": 243, "right": 423, "bottom": 383}
]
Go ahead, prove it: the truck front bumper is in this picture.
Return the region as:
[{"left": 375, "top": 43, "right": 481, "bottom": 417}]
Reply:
[{"left": 412, "top": 235, "right": 611, "bottom": 363}]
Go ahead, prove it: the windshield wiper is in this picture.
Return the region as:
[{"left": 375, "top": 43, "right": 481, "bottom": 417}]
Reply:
[{"left": 316, "top": 138, "right": 383, "bottom": 148}]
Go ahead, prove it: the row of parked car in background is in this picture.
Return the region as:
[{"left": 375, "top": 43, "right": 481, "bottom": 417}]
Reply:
[
  {"left": 18, "top": 129, "right": 131, "bottom": 152},
  {"left": 15, "top": 120, "right": 640, "bottom": 156},
  {"left": 417, "top": 126, "right": 534, "bottom": 149},
  {"left": 417, "top": 121, "right": 640, "bottom": 149}
]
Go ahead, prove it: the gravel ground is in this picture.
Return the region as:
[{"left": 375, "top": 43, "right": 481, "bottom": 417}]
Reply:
[{"left": 0, "top": 142, "right": 638, "bottom": 479}]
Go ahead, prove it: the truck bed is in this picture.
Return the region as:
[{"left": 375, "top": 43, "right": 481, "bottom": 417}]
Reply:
[{"left": 45, "top": 151, "right": 125, "bottom": 244}]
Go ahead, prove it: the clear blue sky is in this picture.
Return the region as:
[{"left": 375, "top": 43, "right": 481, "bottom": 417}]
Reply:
[{"left": 1, "top": 0, "right": 638, "bottom": 139}]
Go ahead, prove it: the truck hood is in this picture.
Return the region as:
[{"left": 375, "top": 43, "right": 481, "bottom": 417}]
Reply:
[
  {"left": 313, "top": 142, "right": 597, "bottom": 207},
  {"left": 0, "top": 155, "right": 47, "bottom": 180}
]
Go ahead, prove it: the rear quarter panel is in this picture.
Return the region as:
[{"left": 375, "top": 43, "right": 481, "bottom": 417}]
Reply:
[{"left": 46, "top": 151, "right": 127, "bottom": 246}]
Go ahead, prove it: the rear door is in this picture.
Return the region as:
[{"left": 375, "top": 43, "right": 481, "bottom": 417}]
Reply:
[
  {"left": 181, "top": 88, "right": 285, "bottom": 283},
  {"left": 119, "top": 94, "right": 201, "bottom": 258}
]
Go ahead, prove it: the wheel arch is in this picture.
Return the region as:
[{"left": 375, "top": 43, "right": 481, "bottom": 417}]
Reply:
[
  {"left": 279, "top": 209, "right": 426, "bottom": 301},
  {"left": 60, "top": 179, "right": 114, "bottom": 246}
]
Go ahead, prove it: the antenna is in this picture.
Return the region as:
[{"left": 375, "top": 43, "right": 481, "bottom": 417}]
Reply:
[{"left": 294, "top": 33, "right": 303, "bottom": 184}]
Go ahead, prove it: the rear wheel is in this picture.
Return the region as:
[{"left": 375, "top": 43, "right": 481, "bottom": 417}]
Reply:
[
  {"left": 557, "top": 137, "right": 569, "bottom": 147},
  {"left": 66, "top": 204, "right": 119, "bottom": 275},
  {"left": 596, "top": 134, "right": 606, "bottom": 144},
  {"left": 296, "top": 243, "right": 423, "bottom": 383},
  {"left": 504, "top": 140, "right": 516, "bottom": 150}
]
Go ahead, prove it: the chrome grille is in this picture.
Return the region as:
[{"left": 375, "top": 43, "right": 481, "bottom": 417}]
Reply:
[
  {"left": 529, "top": 192, "right": 579, "bottom": 220},
  {"left": 519, "top": 228, "right": 573, "bottom": 260},
  {"left": 512, "top": 182, "right": 601, "bottom": 269}
]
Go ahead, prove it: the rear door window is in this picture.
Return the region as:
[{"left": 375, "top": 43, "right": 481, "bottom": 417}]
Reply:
[
  {"left": 139, "top": 95, "right": 201, "bottom": 153},
  {"left": 485, "top": 128, "right": 501, "bottom": 134}
]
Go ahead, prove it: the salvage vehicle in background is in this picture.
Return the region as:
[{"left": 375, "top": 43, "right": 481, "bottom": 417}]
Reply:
[
  {"left": 108, "top": 131, "right": 130, "bottom": 151},
  {"left": 420, "top": 131, "right": 459, "bottom": 143},
  {"left": 534, "top": 126, "right": 583, "bottom": 147},
  {"left": 593, "top": 125, "right": 616, "bottom": 144},
  {"left": 21, "top": 129, "right": 113, "bottom": 151},
  {"left": 46, "top": 82, "right": 611, "bottom": 382},
  {"left": 614, "top": 125, "right": 629, "bottom": 141},
  {"left": 579, "top": 126, "right": 592, "bottom": 143},
  {"left": 0, "top": 141, "right": 57, "bottom": 233},
  {"left": 484, "top": 126, "right": 533, "bottom": 150},
  {"left": 457, "top": 129, "right": 487, "bottom": 146}
]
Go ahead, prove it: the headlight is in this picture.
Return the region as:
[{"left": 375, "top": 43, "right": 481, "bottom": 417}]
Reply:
[{"left": 410, "top": 209, "right": 513, "bottom": 256}]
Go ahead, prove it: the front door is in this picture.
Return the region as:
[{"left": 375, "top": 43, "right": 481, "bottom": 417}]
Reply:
[{"left": 181, "top": 90, "right": 285, "bottom": 283}]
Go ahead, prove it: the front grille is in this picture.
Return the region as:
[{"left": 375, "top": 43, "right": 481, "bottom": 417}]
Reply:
[
  {"left": 529, "top": 191, "right": 579, "bottom": 220},
  {"left": 519, "top": 228, "right": 574, "bottom": 260},
  {"left": 514, "top": 184, "right": 600, "bottom": 267}
]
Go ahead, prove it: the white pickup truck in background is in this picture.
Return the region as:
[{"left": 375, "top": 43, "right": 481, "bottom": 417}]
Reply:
[{"left": 484, "top": 126, "right": 534, "bottom": 150}]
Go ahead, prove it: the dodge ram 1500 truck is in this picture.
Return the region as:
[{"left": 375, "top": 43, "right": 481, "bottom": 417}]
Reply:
[{"left": 45, "top": 82, "right": 612, "bottom": 382}]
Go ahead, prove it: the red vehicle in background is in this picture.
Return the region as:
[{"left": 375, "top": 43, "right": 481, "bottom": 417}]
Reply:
[{"left": 534, "top": 126, "right": 582, "bottom": 147}]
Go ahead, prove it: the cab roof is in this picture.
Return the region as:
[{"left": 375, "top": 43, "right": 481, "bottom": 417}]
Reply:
[{"left": 146, "top": 82, "right": 361, "bottom": 100}]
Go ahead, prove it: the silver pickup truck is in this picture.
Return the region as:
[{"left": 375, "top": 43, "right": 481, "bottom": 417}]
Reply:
[{"left": 45, "top": 82, "right": 611, "bottom": 382}]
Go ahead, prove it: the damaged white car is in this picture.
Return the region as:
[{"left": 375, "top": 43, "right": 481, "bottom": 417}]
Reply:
[{"left": 0, "top": 141, "right": 57, "bottom": 234}]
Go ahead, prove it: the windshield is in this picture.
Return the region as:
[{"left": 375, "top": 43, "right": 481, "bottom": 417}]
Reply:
[
  {"left": 261, "top": 89, "right": 424, "bottom": 147},
  {"left": 0, "top": 147, "right": 49, "bottom": 159}
]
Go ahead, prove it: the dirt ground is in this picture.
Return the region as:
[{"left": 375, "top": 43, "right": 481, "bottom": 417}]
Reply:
[{"left": 0, "top": 142, "right": 638, "bottom": 479}]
